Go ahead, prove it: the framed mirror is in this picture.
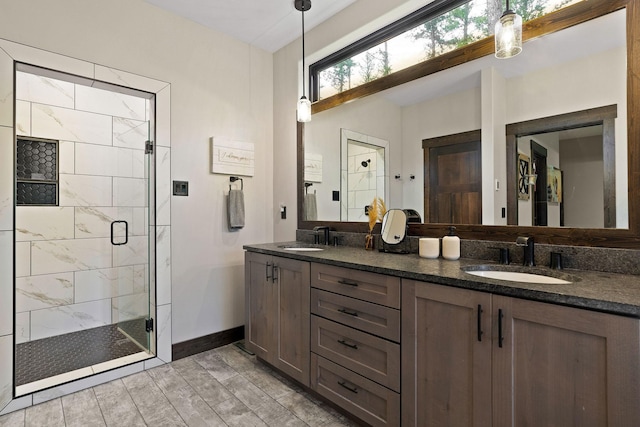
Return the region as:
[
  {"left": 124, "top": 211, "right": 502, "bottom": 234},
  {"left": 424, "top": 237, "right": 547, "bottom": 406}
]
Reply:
[{"left": 298, "top": 0, "right": 640, "bottom": 248}]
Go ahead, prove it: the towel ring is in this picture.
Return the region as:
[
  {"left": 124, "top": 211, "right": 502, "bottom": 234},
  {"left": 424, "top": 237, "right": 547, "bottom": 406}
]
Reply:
[{"left": 230, "top": 176, "right": 243, "bottom": 191}]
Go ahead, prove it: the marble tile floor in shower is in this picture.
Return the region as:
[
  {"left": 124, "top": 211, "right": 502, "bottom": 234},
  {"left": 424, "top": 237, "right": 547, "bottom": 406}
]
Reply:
[{"left": 0, "top": 342, "right": 360, "bottom": 427}]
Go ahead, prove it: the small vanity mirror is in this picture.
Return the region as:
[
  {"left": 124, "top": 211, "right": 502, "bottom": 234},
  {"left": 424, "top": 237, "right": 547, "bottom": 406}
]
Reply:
[{"left": 381, "top": 209, "right": 408, "bottom": 245}]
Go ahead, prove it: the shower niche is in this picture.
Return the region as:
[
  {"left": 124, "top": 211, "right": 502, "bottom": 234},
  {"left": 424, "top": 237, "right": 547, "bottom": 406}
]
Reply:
[{"left": 16, "top": 137, "right": 59, "bottom": 206}]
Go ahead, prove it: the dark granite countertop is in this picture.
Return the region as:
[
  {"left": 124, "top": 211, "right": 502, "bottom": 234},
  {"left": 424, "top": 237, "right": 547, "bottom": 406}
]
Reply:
[{"left": 244, "top": 242, "right": 640, "bottom": 318}]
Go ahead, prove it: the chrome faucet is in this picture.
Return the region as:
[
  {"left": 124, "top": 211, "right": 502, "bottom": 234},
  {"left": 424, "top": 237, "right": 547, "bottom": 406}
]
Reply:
[
  {"left": 516, "top": 236, "right": 535, "bottom": 266},
  {"left": 313, "top": 226, "right": 330, "bottom": 245}
]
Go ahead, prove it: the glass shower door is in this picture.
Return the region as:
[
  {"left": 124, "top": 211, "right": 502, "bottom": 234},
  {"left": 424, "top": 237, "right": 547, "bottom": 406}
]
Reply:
[
  {"left": 114, "top": 115, "right": 155, "bottom": 354},
  {"left": 14, "top": 65, "right": 157, "bottom": 395}
]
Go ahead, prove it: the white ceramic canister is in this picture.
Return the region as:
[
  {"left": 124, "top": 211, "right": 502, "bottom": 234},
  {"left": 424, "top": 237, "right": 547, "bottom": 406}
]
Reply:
[
  {"left": 442, "top": 226, "right": 460, "bottom": 260},
  {"left": 419, "top": 238, "right": 440, "bottom": 258}
]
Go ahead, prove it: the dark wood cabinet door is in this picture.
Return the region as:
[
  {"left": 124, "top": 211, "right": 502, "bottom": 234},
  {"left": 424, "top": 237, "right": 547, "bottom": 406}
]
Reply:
[
  {"left": 402, "top": 280, "right": 492, "bottom": 427},
  {"left": 492, "top": 296, "right": 640, "bottom": 427},
  {"left": 245, "top": 252, "right": 277, "bottom": 360},
  {"left": 274, "top": 256, "right": 310, "bottom": 385},
  {"left": 245, "top": 253, "right": 310, "bottom": 385}
]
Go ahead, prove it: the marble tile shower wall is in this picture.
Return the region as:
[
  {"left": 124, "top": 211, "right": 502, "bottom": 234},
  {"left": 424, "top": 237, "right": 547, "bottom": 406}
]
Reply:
[
  {"left": 345, "top": 144, "right": 384, "bottom": 221},
  {"left": 14, "top": 72, "right": 151, "bottom": 343}
]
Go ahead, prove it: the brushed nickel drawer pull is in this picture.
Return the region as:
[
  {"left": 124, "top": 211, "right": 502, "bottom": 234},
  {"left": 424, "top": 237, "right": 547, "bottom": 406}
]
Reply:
[
  {"left": 337, "top": 339, "right": 359, "bottom": 350},
  {"left": 338, "top": 308, "right": 359, "bottom": 317},
  {"left": 338, "top": 380, "right": 359, "bottom": 394},
  {"left": 337, "top": 279, "right": 358, "bottom": 287}
]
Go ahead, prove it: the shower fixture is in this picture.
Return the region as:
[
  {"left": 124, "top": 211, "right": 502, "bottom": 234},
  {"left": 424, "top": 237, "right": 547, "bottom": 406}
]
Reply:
[{"left": 361, "top": 159, "right": 371, "bottom": 167}]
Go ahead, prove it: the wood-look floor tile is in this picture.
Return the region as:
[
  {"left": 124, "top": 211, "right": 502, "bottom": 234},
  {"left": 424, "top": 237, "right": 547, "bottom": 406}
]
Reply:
[
  {"left": 242, "top": 365, "right": 297, "bottom": 401},
  {"left": 1, "top": 342, "right": 359, "bottom": 427},
  {"left": 93, "top": 380, "right": 146, "bottom": 427},
  {"left": 147, "top": 364, "right": 227, "bottom": 427},
  {"left": 251, "top": 399, "right": 307, "bottom": 427},
  {"left": 24, "top": 399, "right": 64, "bottom": 427},
  {"left": 192, "top": 350, "right": 238, "bottom": 382},
  {"left": 122, "top": 371, "right": 186, "bottom": 426},
  {"left": 277, "top": 392, "right": 344, "bottom": 427},
  {"left": 212, "top": 397, "right": 267, "bottom": 427},
  {"left": 171, "top": 357, "right": 234, "bottom": 408},
  {"left": 212, "top": 345, "right": 259, "bottom": 374},
  {"left": 0, "top": 409, "right": 25, "bottom": 427},
  {"left": 60, "top": 389, "right": 106, "bottom": 427},
  {"left": 220, "top": 374, "right": 274, "bottom": 412}
]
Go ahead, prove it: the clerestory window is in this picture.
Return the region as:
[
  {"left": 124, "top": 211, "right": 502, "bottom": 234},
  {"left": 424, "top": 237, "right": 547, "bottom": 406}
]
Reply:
[{"left": 310, "top": 0, "right": 581, "bottom": 102}]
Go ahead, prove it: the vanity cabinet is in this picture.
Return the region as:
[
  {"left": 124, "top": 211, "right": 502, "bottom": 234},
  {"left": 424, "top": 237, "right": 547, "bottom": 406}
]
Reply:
[
  {"left": 244, "top": 252, "right": 310, "bottom": 386},
  {"left": 309, "top": 263, "right": 401, "bottom": 427},
  {"left": 402, "top": 279, "right": 640, "bottom": 427}
]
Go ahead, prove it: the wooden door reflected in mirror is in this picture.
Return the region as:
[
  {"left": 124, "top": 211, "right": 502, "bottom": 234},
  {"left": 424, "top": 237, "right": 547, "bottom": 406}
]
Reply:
[{"left": 423, "top": 130, "right": 482, "bottom": 224}]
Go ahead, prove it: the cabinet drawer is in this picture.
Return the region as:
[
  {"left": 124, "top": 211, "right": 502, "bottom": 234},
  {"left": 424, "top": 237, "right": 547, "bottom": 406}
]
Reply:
[
  {"left": 311, "top": 289, "right": 400, "bottom": 342},
  {"left": 311, "top": 263, "right": 400, "bottom": 308},
  {"left": 311, "top": 316, "right": 400, "bottom": 391},
  {"left": 311, "top": 354, "right": 400, "bottom": 427}
]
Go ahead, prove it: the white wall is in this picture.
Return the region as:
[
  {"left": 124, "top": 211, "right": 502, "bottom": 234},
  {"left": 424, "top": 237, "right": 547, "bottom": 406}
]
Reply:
[
  {"left": 561, "top": 136, "right": 604, "bottom": 227},
  {"left": 0, "top": 0, "right": 274, "bottom": 345}
]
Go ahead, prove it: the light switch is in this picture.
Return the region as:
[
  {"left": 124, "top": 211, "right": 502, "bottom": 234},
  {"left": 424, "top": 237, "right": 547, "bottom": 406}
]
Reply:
[{"left": 173, "top": 181, "right": 189, "bottom": 196}]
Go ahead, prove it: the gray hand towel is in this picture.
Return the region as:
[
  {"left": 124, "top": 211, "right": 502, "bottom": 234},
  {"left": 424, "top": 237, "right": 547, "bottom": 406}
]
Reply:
[
  {"left": 228, "top": 189, "right": 245, "bottom": 230},
  {"left": 304, "top": 193, "right": 317, "bottom": 221}
]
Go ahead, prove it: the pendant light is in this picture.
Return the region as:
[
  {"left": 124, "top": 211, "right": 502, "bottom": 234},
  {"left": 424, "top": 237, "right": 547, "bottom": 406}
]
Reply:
[
  {"left": 495, "top": 0, "right": 522, "bottom": 59},
  {"left": 295, "top": 0, "right": 312, "bottom": 122}
]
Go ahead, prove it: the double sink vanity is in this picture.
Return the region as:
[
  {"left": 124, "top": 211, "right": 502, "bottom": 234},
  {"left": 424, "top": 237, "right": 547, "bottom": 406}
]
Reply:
[
  {"left": 246, "top": 1, "right": 640, "bottom": 424},
  {"left": 244, "top": 240, "right": 640, "bottom": 426}
]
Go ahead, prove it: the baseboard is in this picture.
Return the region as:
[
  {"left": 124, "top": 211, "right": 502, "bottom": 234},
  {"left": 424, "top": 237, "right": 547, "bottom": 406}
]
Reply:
[{"left": 171, "top": 326, "right": 244, "bottom": 361}]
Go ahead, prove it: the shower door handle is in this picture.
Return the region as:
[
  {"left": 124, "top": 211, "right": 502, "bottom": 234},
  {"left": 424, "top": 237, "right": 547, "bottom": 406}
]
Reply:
[{"left": 110, "top": 220, "right": 129, "bottom": 246}]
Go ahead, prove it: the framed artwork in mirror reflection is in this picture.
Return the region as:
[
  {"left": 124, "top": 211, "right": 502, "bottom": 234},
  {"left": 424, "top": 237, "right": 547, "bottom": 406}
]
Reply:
[{"left": 518, "top": 153, "right": 530, "bottom": 201}]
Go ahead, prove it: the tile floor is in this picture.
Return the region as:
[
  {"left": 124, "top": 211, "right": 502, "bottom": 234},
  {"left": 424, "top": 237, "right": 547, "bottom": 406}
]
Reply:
[
  {"left": 0, "top": 343, "right": 360, "bottom": 427},
  {"left": 16, "top": 323, "right": 145, "bottom": 386}
]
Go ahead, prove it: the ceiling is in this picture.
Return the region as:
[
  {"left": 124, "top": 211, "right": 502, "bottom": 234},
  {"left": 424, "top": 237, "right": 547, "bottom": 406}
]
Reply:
[{"left": 144, "top": 0, "right": 357, "bottom": 53}]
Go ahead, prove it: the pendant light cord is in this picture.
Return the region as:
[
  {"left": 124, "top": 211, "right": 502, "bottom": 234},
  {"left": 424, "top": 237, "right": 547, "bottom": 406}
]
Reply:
[{"left": 301, "top": 6, "right": 306, "bottom": 98}]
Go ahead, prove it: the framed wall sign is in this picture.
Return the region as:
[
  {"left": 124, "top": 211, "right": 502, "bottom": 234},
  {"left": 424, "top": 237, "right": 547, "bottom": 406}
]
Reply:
[{"left": 211, "top": 137, "right": 254, "bottom": 176}]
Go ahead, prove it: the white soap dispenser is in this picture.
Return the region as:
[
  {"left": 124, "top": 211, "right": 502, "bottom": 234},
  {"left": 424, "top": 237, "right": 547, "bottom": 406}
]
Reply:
[{"left": 442, "top": 226, "right": 460, "bottom": 261}]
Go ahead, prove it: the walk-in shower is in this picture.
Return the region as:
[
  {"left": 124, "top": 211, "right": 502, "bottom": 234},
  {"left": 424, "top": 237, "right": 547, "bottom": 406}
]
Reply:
[{"left": 13, "top": 64, "right": 156, "bottom": 395}]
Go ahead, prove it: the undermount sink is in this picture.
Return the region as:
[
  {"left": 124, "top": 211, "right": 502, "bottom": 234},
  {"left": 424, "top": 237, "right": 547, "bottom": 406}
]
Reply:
[
  {"left": 461, "top": 265, "right": 579, "bottom": 284},
  {"left": 278, "top": 244, "right": 324, "bottom": 252}
]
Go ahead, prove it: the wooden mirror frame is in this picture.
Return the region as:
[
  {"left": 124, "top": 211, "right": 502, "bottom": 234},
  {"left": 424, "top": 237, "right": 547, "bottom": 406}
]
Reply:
[{"left": 298, "top": 0, "right": 640, "bottom": 248}]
